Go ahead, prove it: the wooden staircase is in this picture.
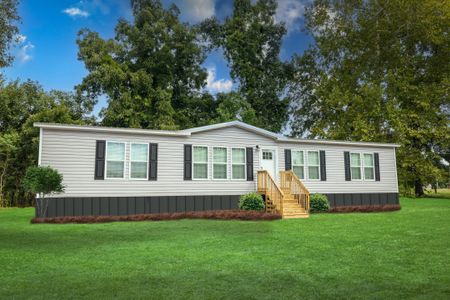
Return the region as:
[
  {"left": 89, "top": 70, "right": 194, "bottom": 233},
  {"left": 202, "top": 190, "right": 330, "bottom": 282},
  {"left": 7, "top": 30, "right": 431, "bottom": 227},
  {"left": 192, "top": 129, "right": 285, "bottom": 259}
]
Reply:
[{"left": 257, "top": 170, "right": 310, "bottom": 219}]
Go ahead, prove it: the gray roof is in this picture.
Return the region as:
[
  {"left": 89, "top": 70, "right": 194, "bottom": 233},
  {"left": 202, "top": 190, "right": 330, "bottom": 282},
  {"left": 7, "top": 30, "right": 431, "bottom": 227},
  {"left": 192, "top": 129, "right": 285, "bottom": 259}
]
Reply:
[{"left": 34, "top": 121, "right": 400, "bottom": 148}]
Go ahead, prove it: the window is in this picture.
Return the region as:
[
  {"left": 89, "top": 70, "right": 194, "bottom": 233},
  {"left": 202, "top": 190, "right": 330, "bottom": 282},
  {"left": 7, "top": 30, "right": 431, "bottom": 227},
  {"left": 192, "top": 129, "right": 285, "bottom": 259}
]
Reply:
[
  {"left": 307, "top": 151, "right": 320, "bottom": 180},
  {"left": 232, "top": 148, "right": 246, "bottom": 179},
  {"left": 350, "top": 153, "right": 362, "bottom": 180},
  {"left": 106, "top": 142, "right": 125, "bottom": 178},
  {"left": 193, "top": 146, "right": 208, "bottom": 179},
  {"left": 262, "top": 151, "right": 273, "bottom": 160},
  {"left": 364, "top": 153, "right": 375, "bottom": 180},
  {"left": 213, "top": 147, "right": 227, "bottom": 179},
  {"left": 130, "top": 143, "right": 148, "bottom": 179},
  {"left": 292, "top": 150, "right": 304, "bottom": 179}
]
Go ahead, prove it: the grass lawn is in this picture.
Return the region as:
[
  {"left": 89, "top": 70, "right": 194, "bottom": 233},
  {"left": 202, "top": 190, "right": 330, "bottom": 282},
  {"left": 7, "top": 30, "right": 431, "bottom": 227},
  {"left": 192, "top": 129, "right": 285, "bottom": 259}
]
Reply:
[
  {"left": 1, "top": 198, "right": 449, "bottom": 299},
  {"left": 425, "top": 188, "right": 450, "bottom": 199}
]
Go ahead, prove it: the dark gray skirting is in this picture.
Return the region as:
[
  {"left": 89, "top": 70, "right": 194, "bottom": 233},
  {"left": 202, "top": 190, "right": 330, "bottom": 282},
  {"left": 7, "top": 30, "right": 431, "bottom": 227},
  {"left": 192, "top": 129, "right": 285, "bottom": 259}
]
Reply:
[
  {"left": 324, "top": 193, "right": 399, "bottom": 208},
  {"left": 35, "top": 195, "right": 241, "bottom": 218},
  {"left": 35, "top": 193, "right": 399, "bottom": 218}
]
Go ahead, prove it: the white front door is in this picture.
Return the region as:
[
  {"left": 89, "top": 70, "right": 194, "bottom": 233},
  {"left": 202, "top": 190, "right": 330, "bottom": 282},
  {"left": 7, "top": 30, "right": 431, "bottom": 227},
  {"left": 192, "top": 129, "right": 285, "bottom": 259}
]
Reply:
[{"left": 260, "top": 149, "right": 276, "bottom": 179}]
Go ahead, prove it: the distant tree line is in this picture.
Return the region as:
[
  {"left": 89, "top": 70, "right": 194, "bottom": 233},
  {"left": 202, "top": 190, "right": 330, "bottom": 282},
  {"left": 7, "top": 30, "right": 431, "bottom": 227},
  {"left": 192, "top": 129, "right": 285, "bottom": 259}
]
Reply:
[{"left": 0, "top": 0, "right": 448, "bottom": 206}]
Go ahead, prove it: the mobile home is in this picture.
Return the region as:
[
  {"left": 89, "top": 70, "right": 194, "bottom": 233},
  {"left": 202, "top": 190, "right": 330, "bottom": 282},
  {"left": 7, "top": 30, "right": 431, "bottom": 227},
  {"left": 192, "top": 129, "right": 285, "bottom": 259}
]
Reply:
[{"left": 35, "top": 121, "right": 399, "bottom": 218}]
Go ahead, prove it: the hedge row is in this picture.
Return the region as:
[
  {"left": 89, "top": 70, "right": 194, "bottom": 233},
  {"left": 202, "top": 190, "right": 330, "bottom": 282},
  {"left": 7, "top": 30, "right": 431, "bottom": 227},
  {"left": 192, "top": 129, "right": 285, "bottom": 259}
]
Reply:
[
  {"left": 31, "top": 210, "right": 282, "bottom": 224},
  {"left": 329, "top": 205, "right": 401, "bottom": 213}
]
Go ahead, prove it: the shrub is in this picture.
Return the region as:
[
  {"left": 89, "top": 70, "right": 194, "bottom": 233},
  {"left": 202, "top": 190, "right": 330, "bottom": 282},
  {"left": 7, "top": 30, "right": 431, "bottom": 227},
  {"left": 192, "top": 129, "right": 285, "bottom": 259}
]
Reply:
[
  {"left": 31, "top": 210, "right": 282, "bottom": 224},
  {"left": 23, "top": 166, "right": 64, "bottom": 217},
  {"left": 310, "top": 193, "right": 330, "bottom": 213},
  {"left": 239, "top": 192, "right": 265, "bottom": 211},
  {"left": 329, "top": 205, "right": 401, "bottom": 213}
]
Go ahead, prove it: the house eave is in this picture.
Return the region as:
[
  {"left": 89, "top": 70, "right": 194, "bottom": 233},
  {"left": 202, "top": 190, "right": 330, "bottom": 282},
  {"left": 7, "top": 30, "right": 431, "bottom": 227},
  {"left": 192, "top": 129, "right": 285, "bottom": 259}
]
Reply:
[
  {"left": 33, "top": 123, "right": 191, "bottom": 137},
  {"left": 277, "top": 137, "right": 400, "bottom": 148}
]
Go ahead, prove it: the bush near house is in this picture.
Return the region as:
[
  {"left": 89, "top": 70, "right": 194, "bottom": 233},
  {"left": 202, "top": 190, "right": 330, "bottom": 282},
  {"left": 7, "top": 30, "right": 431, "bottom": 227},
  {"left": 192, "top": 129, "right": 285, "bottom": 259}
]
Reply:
[
  {"left": 310, "top": 193, "right": 330, "bottom": 213},
  {"left": 329, "top": 205, "right": 401, "bottom": 213},
  {"left": 239, "top": 192, "right": 265, "bottom": 211},
  {"left": 31, "top": 210, "right": 282, "bottom": 224},
  {"left": 22, "top": 166, "right": 64, "bottom": 217}
]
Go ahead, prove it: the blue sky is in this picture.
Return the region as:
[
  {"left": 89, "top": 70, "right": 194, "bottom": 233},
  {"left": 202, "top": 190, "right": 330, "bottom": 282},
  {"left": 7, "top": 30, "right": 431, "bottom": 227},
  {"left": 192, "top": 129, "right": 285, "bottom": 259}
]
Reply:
[{"left": 2, "top": 0, "right": 312, "bottom": 116}]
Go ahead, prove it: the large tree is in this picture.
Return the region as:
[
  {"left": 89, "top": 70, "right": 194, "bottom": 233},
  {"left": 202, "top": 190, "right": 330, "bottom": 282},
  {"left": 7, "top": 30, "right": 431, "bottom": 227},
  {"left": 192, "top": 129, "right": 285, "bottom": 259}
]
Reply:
[
  {"left": 0, "top": 0, "right": 19, "bottom": 68},
  {"left": 201, "top": 0, "right": 292, "bottom": 132},
  {"left": 289, "top": 0, "right": 450, "bottom": 196},
  {"left": 77, "top": 0, "right": 214, "bottom": 130}
]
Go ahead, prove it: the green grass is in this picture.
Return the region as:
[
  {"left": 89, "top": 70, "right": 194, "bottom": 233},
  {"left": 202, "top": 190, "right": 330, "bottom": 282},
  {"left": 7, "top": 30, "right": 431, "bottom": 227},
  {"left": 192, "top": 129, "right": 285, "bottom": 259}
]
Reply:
[
  {"left": 425, "top": 188, "right": 450, "bottom": 199},
  {"left": 1, "top": 198, "right": 449, "bottom": 299}
]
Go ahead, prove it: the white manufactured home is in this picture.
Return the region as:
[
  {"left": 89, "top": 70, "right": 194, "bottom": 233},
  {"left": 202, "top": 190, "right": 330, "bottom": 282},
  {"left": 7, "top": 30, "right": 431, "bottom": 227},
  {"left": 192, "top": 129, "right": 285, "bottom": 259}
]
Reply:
[{"left": 35, "top": 121, "right": 399, "bottom": 218}]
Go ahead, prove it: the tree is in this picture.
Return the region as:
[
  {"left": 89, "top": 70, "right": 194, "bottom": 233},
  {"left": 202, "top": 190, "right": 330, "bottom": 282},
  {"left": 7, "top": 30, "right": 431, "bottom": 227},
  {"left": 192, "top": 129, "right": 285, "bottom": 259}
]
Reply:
[
  {"left": 213, "top": 92, "right": 256, "bottom": 124},
  {"left": 0, "top": 80, "right": 91, "bottom": 207},
  {"left": 0, "top": 0, "right": 19, "bottom": 68},
  {"left": 289, "top": 0, "right": 450, "bottom": 196},
  {"left": 201, "top": 0, "right": 292, "bottom": 132},
  {"left": 23, "top": 166, "right": 64, "bottom": 218},
  {"left": 76, "top": 0, "right": 213, "bottom": 130},
  {"left": 0, "top": 131, "right": 18, "bottom": 207}
]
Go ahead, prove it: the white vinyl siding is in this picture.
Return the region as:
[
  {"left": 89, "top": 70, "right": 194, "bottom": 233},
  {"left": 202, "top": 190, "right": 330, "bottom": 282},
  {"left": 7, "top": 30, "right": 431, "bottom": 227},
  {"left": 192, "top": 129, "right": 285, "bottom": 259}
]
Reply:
[
  {"left": 130, "top": 143, "right": 148, "bottom": 180},
  {"left": 193, "top": 146, "right": 208, "bottom": 179},
  {"left": 40, "top": 125, "right": 398, "bottom": 198},
  {"left": 213, "top": 147, "right": 227, "bottom": 179},
  {"left": 106, "top": 142, "right": 125, "bottom": 179},
  {"left": 307, "top": 151, "right": 320, "bottom": 180},
  {"left": 292, "top": 150, "right": 305, "bottom": 179},
  {"left": 232, "top": 148, "right": 246, "bottom": 179}
]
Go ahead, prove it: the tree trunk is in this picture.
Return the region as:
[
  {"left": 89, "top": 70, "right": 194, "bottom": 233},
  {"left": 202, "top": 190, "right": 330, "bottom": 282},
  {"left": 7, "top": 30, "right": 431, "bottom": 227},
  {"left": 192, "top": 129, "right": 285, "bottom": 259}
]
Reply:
[{"left": 414, "top": 178, "right": 424, "bottom": 197}]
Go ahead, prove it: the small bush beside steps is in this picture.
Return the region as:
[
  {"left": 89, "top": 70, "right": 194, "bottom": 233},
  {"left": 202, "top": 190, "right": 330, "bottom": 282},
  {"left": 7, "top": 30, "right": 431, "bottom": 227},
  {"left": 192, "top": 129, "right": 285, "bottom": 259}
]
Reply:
[
  {"left": 239, "top": 192, "right": 265, "bottom": 211},
  {"left": 310, "top": 193, "right": 330, "bottom": 213}
]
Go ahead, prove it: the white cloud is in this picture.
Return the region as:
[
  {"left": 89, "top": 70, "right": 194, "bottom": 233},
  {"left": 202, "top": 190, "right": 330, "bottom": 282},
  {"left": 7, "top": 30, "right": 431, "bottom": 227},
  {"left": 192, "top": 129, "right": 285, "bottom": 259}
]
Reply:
[
  {"left": 275, "top": 0, "right": 307, "bottom": 33},
  {"left": 17, "top": 43, "right": 34, "bottom": 63},
  {"left": 178, "top": 0, "right": 215, "bottom": 22},
  {"left": 62, "top": 7, "right": 90, "bottom": 18},
  {"left": 16, "top": 34, "right": 27, "bottom": 43},
  {"left": 206, "top": 67, "right": 232, "bottom": 93}
]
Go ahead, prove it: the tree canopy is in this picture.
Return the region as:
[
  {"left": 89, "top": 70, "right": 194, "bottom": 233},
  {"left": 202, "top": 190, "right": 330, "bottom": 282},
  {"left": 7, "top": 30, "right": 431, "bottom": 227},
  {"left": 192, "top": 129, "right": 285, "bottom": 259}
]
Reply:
[
  {"left": 201, "top": 0, "right": 292, "bottom": 132},
  {"left": 77, "top": 0, "right": 214, "bottom": 130},
  {"left": 289, "top": 0, "right": 450, "bottom": 196},
  {"left": 0, "top": 0, "right": 19, "bottom": 68},
  {"left": 0, "top": 79, "right": 92, "bottom": 207}
]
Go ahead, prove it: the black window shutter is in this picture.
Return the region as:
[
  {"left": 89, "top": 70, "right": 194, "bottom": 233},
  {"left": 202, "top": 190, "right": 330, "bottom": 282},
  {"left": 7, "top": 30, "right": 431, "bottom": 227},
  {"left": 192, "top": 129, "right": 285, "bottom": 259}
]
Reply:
[
  {"left": 94, "top": 140, "right": 106, "bottom": 180},
  {"left": 320, "top": 150, "right": 327, "bottom": 181},
  {"left": 344, "top": 151, "right": 351, "bottom": 181},
  {"left": 246, "top": 147, "right": 254, "bottom": 181},
  {"left": 374, "top": 152, "right": 380, "bottom": 181},
  {"left": 148, "top": 143, "right": 158, "bottom": 181},
  {"left": 184, "top": 144, "right": 192, "bottom": 180},
  {"left": 285, "top": 149, "right": 292, "bottom": 170}
]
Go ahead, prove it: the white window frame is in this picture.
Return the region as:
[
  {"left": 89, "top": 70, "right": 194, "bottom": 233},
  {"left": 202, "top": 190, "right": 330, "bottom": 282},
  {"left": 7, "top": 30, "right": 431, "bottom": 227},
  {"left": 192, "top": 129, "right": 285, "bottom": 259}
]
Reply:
[
  {"left": 291, "top": 150, "right": 305, "bottom": 179},
  {"left": 212, "top": 147, "right": 228, "bottom": 180},
  {"left": 129, "top": 143, "right": 149, "bottom": 180},
  {"left": 363, "top": 153, "right": 375, "bottom": 181},
  {"left": 105, "top": 141, "right": 126, "bottom": 180},
  {"left": 231, "top": 147, "right": 247, "bottom": 180},
  {"left": 192, "top": 145, "right": 209, "bottom": 180},
  {"left": 350, "top": 152, "right": 363, "bottom": 181},
  {"left": 307, "top": 150, "right": 321, "bottom": 181}
]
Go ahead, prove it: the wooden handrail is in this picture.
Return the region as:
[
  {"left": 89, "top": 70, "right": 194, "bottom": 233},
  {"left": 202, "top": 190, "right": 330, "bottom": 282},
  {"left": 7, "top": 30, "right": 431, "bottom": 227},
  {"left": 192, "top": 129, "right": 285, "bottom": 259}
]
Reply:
[
  {"left": 280, "top": 170, "right": 310, "bottom": 212},
  {"left": 257, "top": 170, "right": 284, "bottom": 213}
]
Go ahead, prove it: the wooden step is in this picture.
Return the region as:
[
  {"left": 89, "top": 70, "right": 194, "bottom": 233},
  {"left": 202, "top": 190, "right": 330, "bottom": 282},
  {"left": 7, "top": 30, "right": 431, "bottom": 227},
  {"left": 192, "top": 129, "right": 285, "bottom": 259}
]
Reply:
[{"left": 283, "top": 213, "right": 309, "bottom": 219}]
